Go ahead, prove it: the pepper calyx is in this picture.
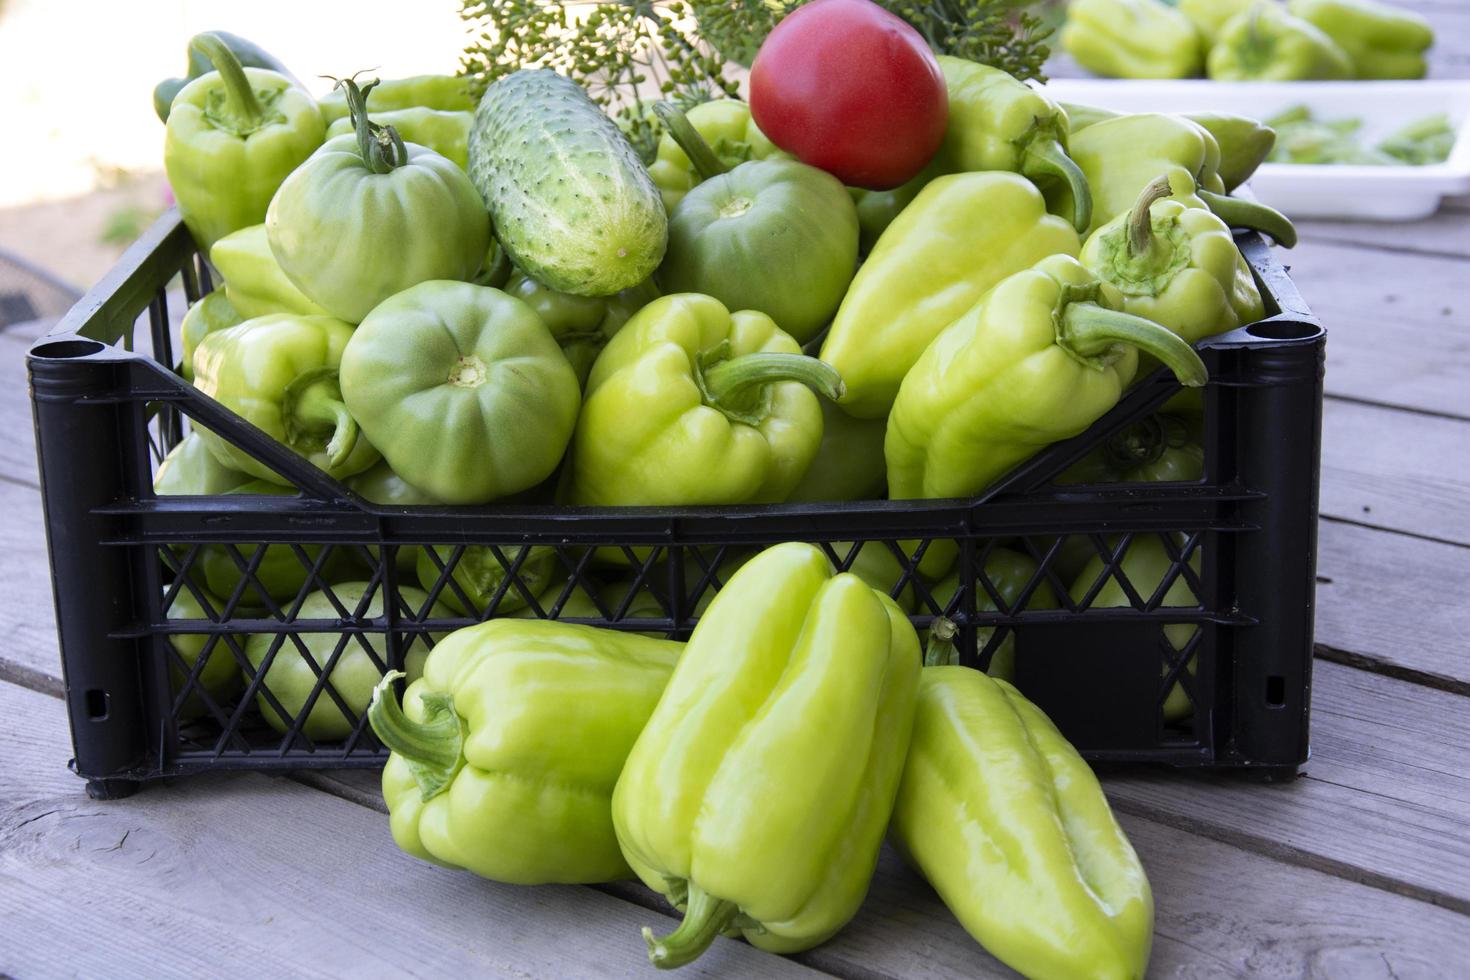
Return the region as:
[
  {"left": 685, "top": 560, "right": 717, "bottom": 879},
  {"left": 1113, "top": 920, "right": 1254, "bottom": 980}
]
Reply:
[
  {"left": 367, "top": 671, "right": 467, "bottom": 802},
  {"left": 643, "top": 882, "right": 742, "bottom": 970}
]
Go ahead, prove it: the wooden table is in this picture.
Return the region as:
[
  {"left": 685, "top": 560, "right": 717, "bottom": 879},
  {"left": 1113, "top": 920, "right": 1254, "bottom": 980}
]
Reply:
[{"left": 5, "top": 20, "right": 1470, "bottom": 980}]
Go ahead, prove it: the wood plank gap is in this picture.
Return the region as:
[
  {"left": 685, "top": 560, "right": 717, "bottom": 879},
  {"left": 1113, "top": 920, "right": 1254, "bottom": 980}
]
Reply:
[
  {"left": 1324, "top": 391, "right": 1470, "bottom": 426},
  {"left": 0, "top": 470, "right": 38, "bottom": 492},
  {"left": 0, "top": 657, "right": 63, "bottom": 700},
  {"left": 1106, "top": 789, "right": 1470, "bottom": 916},
  {"left": 1315, "top": 642, "right": 1470, "bottom": 699},
  {"left": 1291, "top": 235, "right": 1470, "bottom": 264},
  {"left": 1318, "top": 513, "right": 1470, "bottom": 551}
]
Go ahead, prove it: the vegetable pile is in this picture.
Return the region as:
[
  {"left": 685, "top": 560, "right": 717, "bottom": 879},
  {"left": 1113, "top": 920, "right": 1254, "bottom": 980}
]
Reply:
[
  {"left": 152, "top": 7, "right": 1304, "bottom": 973},
  {"left": 1061, "top": 0, "right": 1436, "bottom": 81}
]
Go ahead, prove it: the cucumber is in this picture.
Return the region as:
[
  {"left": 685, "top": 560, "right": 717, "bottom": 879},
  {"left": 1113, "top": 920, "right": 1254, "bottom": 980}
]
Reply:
[{"left": 469, "top": 70, "right": 667, "bottom": 297}]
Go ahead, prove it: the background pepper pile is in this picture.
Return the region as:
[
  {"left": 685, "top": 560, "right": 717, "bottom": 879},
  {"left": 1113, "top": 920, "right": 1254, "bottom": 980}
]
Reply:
[
  {"left": 153, "top": 8, "right": 1300, "bottom": 975},
  {"left": 1061, "top": 0, "right": 1436, "bottom": 81}
]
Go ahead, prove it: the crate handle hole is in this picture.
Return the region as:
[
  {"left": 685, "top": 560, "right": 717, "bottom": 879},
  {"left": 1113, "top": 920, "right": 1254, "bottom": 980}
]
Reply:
[
  {"left": 84, "top": 688, "right": 109, "bottom": 721},
  {"left": 32, "top": 339, "right": 107, "bottom": 359},
  {"left": 1265, "top": 675, "right": 1286, "bottom": 707},
  {"left": 1246, "top": 320, "right": 1319, "bottom": 342}
]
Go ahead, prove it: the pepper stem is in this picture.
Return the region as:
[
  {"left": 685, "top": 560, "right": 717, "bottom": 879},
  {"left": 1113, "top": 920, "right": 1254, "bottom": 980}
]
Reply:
[
  {"left": 1022, "top": 139, "right": 1093, "bottom": 233},
  {"left": 285, "top": 371, "right": 361, "bottom": 469},
  {"left": 655, "top": 102, "right": 729, "bottom": 182},
  {"left": 1059, "top": 302, "right": 1209, "bottom": 388},
  {"left": 333, "top": 74, "right": 407, "bottom": 174},
  {"left": 925, "top": 616, "right": 959, "bottom": 668},
  {"left": 191, "top": 32, "right": 264, "bottom": 128},
  {"left": 1126, "top": 176, "right": 1176, "bottom": 258},
  {"left": 1196, "top": 189, "right": 1297, "bottom": 248},
  {"left": 698, "top": 345, "right": 845, "bottom": 425},
  {"left": 643, "top": 882, "right": 741, "bottom": 969},
  {"left": 367, "top": 671, "right": 466, "bottom": 801}
]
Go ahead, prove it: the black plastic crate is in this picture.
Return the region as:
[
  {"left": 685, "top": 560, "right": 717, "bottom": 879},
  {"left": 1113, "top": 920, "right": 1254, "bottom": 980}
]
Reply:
[{"left": 28, "top": 210, "right": 1324, "bottom": 798}]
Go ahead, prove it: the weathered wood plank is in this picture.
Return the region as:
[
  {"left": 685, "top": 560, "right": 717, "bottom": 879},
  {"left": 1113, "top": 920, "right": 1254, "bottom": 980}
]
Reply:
[
  {"left": 1106, "top": 661, "right": 1470, "bottom": 916},
  {"left": 1283, "top": 240, "right": 1470, "bottom": 419},
  {"left": 0, "top": 679, "right": 825, "bottom": 980},
  {"left": 304, "top": 719, "right": 1470, "bottom": 980},
  {"left": 1321, "top": 399, "right": 1470, "bottom": 544},
  {"left": 1297, "top": 207, "right": 1470, "bottom": 260},
  {"left": 0, "top": 479, "right": 63, "bottom": 686},
  {"left": 1317, "top": 518, "right": 1470, "bottom": 690}
]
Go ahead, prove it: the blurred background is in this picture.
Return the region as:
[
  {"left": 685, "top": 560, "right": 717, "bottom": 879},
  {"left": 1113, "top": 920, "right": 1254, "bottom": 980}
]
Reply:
[{"left": 0, "top": 0, "right": 466, "bottom": 290}]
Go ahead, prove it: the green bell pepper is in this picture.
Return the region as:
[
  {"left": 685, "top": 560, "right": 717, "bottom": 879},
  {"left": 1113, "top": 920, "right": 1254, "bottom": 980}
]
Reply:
[
  {"left": 339, "top": 281, "right": 580, "bottom": 504},
  {"left": 1178, "top": 0, "right": 1254, "bottom": 45},
  {"left": 1289, "top": 0, "right": 1433, "bottom": 80},
  {"left": 164, "top": 585, "right": 245, "bottom": 721},
  {"left": 647, "top": 99, "right": 788, "bottom": 212},
  {"left": 504, "top": 272, "right": 660, "bottom": 386},
  {"left": 164, "top": 34, "right": 324, "bottom": 254},
  {"left": 318, "top": 73, "right": 476, "bottom": 124},
  {"left": 1070, "top": 113, "right": 1298, "bottom": 245},
  {"left": 1182, "top": 112, "right": 1277, "bottom": 193},
  {"left": 155, "top": 30, "right": 301, "bottom": 123},
  {"left": 325, "top": 107, "right": 473, "bottom": 170},
  {"left": 820, "top": 172, "right": 1081, "bottom": 420},
  {"left": 1207, "top": 5, "right": 1354, "bottom": 81},
  {"left": 891, "top": 664, "right": 1154, "bottom": 979},
  {"left": 153, "top": 439, "right": 356, "bottom": 606},
  {"left": 886, "top": 253, "right": 1208, "bottom": 503},
  {"left": 180, "top": 291, "right": 243, "bottom": 381},
  {"left": 784, "top": 398, "right": 888, "bottom": 502},
  {"left": 1070, "top": 535, "right": 1202, "bottom": 722},
  {"left": 1061, "top": 0, "right": 1204, "bottom": 79},
  {"left": 570, "top": 293, "right": 843, "bottom": 506},
  {"left": 416, "top": 544, "right": 559, "bottom": 618},
  {"left": 935, "top": 56, "right": 1093, "bottom": 233},
  {"left": 1379, "top": 114, "right": 1456, "bottom": 166},
  {"left": 245, "top": 582, "right": 449, "bottom": 741},
  {"left": 154, "top": 431, "right": 253, "bottom": 497},
  {"left": 927, "top": 547, "right": 1060, "bottom": 682},
  {"left": 210, "top": 224, "right": 330, "bottom": 319},
  {"left": 1081, "top": 173, "right": 1266, "bottom": 355},
  {"left": 193, "top": 313, "right": 379, "bottom": 484},
  {"left": 655, "top": 105, "right": 859, "bottom": 345},
  {"left": 613, "top": 542, "right": 920, "bottom": 966},
  {"left": 1060, "top": 413, "right": 1205, "bottom": 486},
  {"left": 367, "top": 620, "right": 681, "bottom": 883},
  {"left": 266, "top": 78, "right": 489, "bottom": 324},
  {"left": 1061, "top": 105, "right": 1276, "bottom": 193}
]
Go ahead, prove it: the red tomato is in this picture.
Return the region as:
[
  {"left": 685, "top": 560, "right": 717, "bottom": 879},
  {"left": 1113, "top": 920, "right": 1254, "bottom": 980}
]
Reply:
[{"left": 748, "top": 0, "right": 948, "bottom": 190}]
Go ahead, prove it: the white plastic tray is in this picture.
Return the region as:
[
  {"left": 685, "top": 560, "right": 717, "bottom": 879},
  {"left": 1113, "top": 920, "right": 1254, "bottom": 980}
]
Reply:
[{"left": 1040, "top": 80, "right": 1470, "bottom": 221}]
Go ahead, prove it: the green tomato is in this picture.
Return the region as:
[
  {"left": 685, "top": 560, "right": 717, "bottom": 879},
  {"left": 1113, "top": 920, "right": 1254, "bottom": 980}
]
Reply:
[
  {"left": 245, "top": 582, "right": 449, "bottom": 741},
  {"left": 647, "top": 99, "right": 788, "bottom": 212},
  {"left": 266, "top": 133, "right": 489, "bottom": 322},
  {"left": 164, "top": 586, "right": 245, "bottom": 722},
  {"left": 339, "top": 281, "right": 581, "bottom": 505},
  {"left": 503, "top": 272, "right": 660, "bottom": 385},
  {"left": 416, "top": 544, "right": 559, "bottom": 617},
  {"left": 657, "top": 158, "right": 859, "bottom": 343}
]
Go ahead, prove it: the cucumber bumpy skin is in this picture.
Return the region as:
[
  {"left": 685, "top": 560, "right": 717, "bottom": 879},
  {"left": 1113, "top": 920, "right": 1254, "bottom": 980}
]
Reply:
[{"left": 469, "top": 70, "right": 668, "bottom": 297}]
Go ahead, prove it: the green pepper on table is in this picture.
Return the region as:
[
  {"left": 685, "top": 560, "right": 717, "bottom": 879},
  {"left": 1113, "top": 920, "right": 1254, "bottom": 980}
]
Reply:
[
  {"left": 890, "top": 661, "right": 1154, "bottom": 980},
  {"left": 1060, "top": 0, "right": 1204, "bottom": 80},
  {"left": 163, "top": 33, "right": 324, "bottom": 255},
  {"left": 1060, "top": 106, "right": 1277, "bottom": 195},
  {"left": 1178, "top": 0, "right": 1254, "bottom": 46},
  {"left": 1207, "top": 5, "right": 1353, "bottom": 81},
  {"left": 1289, "top": 0, "right": 1434, "bottom": 80},
  {"left": 569, "top": 293, "right": 842, "bottom": 506},
  {"left": 245, "top": 582, "right": 450, "bottom": 741},
  {"left": 655, "top": 104, "right": 859, "bottom": 345},
  {"left": 613, "top": 542, "right": 920, "bottom": 966},
  {"left": 820, "top": 171, "right": 1081, "bottom": 420},
  {"left": 368, "top": 619, "right": 681, "bottom": 883}
]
